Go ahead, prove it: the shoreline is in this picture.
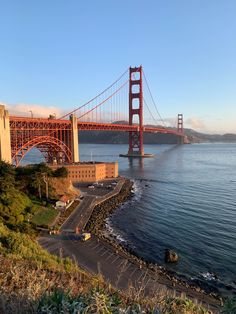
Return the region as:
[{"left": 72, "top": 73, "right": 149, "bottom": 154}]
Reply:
[{"left": 84, "top": 178, "right": 223, "bottom": 306}]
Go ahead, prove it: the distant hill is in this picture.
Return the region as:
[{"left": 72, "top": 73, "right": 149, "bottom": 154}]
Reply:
[
  {"left": 78, "top": 121, "right": 236, "bottom": 144},
  {"left": 184, "top": 129, "right": 236, "bottom": 143}
]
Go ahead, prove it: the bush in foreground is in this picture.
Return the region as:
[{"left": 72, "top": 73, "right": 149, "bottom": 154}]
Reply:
[
  {"left": 37, "top": 289, "right": 215, "bottom": 313},
  {"left": 0, "top": 251, "right": 215, "bottom": 314}
]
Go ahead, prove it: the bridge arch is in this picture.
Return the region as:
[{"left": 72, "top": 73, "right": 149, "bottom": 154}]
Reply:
[{"left": 12, "top": 136, "right": 72, "bottom": 167}]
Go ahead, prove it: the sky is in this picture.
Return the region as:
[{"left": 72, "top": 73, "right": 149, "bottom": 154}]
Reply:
[{"left": 0, "top": 0, "right": 235, "bottom": 134}]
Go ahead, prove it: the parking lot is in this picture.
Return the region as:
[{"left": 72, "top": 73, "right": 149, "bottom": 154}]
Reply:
[
  {"left": 39, "top": 234, "right": 159, "bottom": 292},
  {"left": 73, "top": 179, "right": 120, "bottom": 197}
]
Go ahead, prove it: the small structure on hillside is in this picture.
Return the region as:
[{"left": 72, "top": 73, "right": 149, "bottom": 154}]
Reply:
[{"left": 56, "top": 195, "right": 70, "bottom": 209}]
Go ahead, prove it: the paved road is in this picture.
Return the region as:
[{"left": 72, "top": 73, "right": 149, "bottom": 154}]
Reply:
[
  {"left": 39, "top": 234, "right": 220, "bottom": 313},
  {"left": 61, "top": 178, "right": 125, "bottom": 233},
  {"left": 61, "top": 196, "right": 95, "bottom": 232}
]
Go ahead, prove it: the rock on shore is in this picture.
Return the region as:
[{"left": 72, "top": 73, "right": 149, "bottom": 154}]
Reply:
[{"left": 165, "top": 249, "right": 179, "bottom": 263}]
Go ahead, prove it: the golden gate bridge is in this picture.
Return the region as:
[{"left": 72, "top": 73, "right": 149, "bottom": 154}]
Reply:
[{"left": 0, "top": 66, "right": 186, "bottom": 166}]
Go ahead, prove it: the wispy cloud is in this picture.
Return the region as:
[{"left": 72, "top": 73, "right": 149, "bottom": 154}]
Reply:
[
  {"left": 1, "top": 102, "right": 66, "bottom": 118},
  {"left": 185, "top": 117, "right": 206, "bottom": 130},
  {"left": 163, "top": 117, "right": 177, "bottom": 127},
  {"left": 162, "top": 116, "right": 206, "bottom": 131}
]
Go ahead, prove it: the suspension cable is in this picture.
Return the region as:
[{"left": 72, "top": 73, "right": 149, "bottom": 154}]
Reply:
[
  {"left": 143, "top": 70, "right": 166, "bottom": 127},
  {"left": 59, "top": 68, "right": 129, "bottom": 119},
  {"left": 143, "top": 97, "right": 164, "bottom": 127},
  {"left": 78, "top": 80, "right": 129, "bottom": 120}
]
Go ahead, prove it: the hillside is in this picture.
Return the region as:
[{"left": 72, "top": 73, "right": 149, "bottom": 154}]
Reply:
[
  {"left": 79, "top": 130, "right": 180, "bottom": 144},
  {"left": 185, "top": 129, "right": 236, "bottom": 143},
  {"left": 78, "top": 121, "right": 236, "bottom": 144},
  {"left": 49, "top": 177, "right": 80, "bottom": 199},
  {"left": 0, "top": 162, "right": 77, "bottom": 231}
]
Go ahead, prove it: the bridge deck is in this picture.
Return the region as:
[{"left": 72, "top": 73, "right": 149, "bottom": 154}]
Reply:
[{"left": 9, "top": 116, "right": 183, "bottom": 136}]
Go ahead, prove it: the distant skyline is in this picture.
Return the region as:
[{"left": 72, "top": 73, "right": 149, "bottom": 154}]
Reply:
[{"left": 0, "top": 0, "right": 235, "bottom": 134}]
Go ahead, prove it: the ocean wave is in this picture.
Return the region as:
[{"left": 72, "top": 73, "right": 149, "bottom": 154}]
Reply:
[
  {"left": 130, "top": 180, "right": 143, "bottom": 202},
  {"left": 105, "top": 218, "right": 128, "bottom": 244},
  {"left": 136, "top": 177, "right": 171, "bottom": 184}
]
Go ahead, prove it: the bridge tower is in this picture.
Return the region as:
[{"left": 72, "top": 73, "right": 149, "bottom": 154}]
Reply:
[
  {"left": 177, "top": 113, "right": 184, "bottom": 144},
  {"left": 120, "top": 66, "right": 153, "bottom": 158},
  {"left": 0, "top": 105, "right": 11, "bottom": 163},
  {"left": 128, "top": 66, "right": 144, "bottom": 156}
]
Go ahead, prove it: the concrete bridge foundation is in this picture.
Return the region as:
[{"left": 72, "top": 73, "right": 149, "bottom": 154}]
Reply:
[
  {"left": 0, "top": 105, "right": 11, "bottom": 163},
  {"left": 70, "top": 114, "right": 79, "bottom": 162}
]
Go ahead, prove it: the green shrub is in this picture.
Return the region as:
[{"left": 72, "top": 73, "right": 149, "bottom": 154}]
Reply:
[
  {"left": 37, "top": 288, "right": 123, "bottom": 314},
  {"left": 160, "top": 297, "right": 209, "bottom": 314},
  {"left": 53, "top": 166, "right": 68, "bottom": 178},
  {"left": 0, "top": 223, "right": 76, "bottom": 272},
  {"left": 0, "top": 189, "right": 31, "bottom": 225}
]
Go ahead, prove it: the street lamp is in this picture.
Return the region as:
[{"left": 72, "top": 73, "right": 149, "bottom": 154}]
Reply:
[{"left": 29, "top": 110, "right": 33, "bottom": 118}]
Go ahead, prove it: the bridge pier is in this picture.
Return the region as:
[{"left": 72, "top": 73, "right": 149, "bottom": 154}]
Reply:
[
  {"left": 70, "top": 114, "right": 79, "bottom": 162},
  {"left": 0, "top": 105, "right": 11, "bottom": 163}
]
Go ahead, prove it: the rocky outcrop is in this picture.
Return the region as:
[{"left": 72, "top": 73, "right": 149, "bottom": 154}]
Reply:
[
  {"left": 165, "top": 249, "right": 179, "bottom": 263},
  {"left": 85, "top": 179, "right": 133, "bottom": 234},
  {"left": 49, "top": 177, "right": 80, "bottom": 199}
]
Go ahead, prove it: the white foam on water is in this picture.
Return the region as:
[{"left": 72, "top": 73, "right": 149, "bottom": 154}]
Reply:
[
  {"left": 105, "top": 218, "right": 127, "bottom": 244},
  {"left": 117, "top": 179, "right": 143, "bottom": 211},
  {"left": 131, "top": 180, "right": 143, "bottom": 202},
  {"left": 200, "top": 272, "right": 218, "bottom": 281},
  {"left": 103, "top": 179, "right": 143, "bottom": 246}
]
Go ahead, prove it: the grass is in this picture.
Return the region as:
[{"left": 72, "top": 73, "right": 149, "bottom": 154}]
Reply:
[
  {"left": 0, "top": 255, "right": 99, "bottom": 313},
  {"left": 0, "top": 223, "right": 77, "bottom": 272},
  {"left": 0, "top": 253, "right": 216, "bottom": 314},
  {"left": 31, "top": 207, "right": 59, "bottom": 227}
]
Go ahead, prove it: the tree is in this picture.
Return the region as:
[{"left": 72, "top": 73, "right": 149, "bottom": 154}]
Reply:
[
  {"left": 53, "top": 167, "right": 68, "bottom": 178},
  {"left": 0, "top": 161, "right": 15, "bottom": 192},
  {"left": 0, "top": 189, "right": 31, "bottom": 226},
  {"left": 34, "top": 163, "right": 53, "bottom": 176},
  {"left": 31, "top": 172, "right": 43, "bottom": 199},
  {"left": 42, "top": 173, "right": 49, "bottom": 199}
]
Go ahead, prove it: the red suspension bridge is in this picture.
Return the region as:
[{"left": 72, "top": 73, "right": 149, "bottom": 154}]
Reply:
[{"left": 0, "top": 66, "right": 186, "bottom": 166}]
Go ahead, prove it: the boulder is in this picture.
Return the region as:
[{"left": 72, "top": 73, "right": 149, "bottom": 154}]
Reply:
[{"left": 165, "top": 249, "right": 179, "bottom": 263}]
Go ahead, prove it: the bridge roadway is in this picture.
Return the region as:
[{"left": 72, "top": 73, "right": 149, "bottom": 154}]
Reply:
[
  {"left": 9, "top": 116, "right": 183, "bottom": 136},
  {"left": 38, "top": 182, "right": 220, "bottom": 313}
]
